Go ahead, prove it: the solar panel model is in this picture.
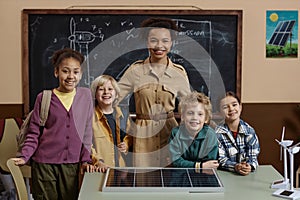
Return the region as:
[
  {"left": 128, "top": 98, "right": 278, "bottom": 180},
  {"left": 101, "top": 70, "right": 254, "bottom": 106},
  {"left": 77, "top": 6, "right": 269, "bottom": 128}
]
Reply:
[
  {"left": 268, "top": 20, "right": 296, "bottom": 47},
  {"left": 102, "top": 167, "right": 224, "bottom": 193}
]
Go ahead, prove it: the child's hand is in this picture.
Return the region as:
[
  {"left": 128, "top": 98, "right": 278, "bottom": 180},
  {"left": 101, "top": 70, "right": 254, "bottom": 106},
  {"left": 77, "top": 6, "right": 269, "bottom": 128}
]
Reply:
[
  {"left": 11, "top": 158, "right": 25, "bottom": 166},
  {"left": 94, "top": 160, "right": 109, "bottom": 173},
  {"left": 202, "top": 160, "right": 219, "bottom": 169},
  {"left": 117, "top": 142, "right": 128, "bottom": 154},
  {"left": 83, "top": 163, "right": 97, "bottom": 173},
  {"left": 235, "top": 162, "right": 251, "bottom": 176}
]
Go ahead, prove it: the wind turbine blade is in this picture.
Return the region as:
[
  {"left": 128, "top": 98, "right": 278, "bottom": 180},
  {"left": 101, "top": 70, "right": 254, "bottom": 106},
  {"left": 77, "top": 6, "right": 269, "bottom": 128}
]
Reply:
[
  {"left": 291, "top": 141, "right": 300, "bottom": 148},
  {"left": 278, "top": 126, "right": 285, "bottom": 161},
  {"left": 70, "top": 17, "right": 75, "bottom": 35},
  {"left": 281, "top": 126, "right": 285, "bottom": 142}
]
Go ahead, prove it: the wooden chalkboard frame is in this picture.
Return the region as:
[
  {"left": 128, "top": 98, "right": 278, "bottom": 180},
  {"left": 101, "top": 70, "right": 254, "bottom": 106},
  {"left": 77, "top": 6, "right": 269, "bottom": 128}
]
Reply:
[{"left": 22, "top": 9, "right": 242, "bottom": 116}]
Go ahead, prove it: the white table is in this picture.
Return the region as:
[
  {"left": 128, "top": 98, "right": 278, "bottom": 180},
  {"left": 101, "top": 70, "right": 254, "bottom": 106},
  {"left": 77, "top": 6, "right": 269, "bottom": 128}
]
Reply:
[{"left": 79, "top": 165, "right": 285, "bottom": 200}]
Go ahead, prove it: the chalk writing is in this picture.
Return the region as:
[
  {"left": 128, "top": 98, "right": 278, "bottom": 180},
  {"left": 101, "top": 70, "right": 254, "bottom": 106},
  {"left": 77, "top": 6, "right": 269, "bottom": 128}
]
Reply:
[{"left": 25, "top": 10, "right": 241, "bottom": 112}]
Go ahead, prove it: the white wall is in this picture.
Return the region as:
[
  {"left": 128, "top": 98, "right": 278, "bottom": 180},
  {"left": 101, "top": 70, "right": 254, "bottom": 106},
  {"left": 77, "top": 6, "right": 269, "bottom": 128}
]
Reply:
[{"left": 0, "top": 0, "right": 299, "bottom": 103}]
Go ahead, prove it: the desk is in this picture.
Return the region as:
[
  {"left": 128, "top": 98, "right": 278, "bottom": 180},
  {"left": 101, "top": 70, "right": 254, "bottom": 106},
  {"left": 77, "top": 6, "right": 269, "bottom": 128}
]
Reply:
[{"left": 79, "top": 165, "right": 283, "bottom": 200}]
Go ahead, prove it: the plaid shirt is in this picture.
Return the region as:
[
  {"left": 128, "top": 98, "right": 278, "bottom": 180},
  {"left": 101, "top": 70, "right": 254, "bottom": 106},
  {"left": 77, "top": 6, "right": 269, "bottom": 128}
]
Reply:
[{"left": 215, "top": 119, "right": 260, "bottom": 172}]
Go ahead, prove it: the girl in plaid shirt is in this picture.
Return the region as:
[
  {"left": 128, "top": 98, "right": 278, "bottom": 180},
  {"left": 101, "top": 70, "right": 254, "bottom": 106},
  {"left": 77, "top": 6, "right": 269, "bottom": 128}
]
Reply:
[{"left": 215, "top": 91, "right": 260, "bottom": 175}]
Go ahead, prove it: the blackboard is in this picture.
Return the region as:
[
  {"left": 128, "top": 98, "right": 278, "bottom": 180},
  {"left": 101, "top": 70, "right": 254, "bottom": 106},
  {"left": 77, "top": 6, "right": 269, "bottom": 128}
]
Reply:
[{"left": 22, "top": 9, "right": 242, "bottom": 115}]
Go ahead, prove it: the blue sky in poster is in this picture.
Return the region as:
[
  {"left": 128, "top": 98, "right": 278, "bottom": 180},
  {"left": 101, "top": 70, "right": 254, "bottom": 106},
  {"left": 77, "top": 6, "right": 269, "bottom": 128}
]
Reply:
[{"left": 266, "top": 10, "right": 298, "bottom": 44}]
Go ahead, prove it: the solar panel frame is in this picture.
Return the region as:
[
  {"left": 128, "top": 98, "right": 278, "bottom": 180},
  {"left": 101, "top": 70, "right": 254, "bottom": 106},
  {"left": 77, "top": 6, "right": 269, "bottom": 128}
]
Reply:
[{"left": 102, "top": 167, "right": 224, "bottom": 193}]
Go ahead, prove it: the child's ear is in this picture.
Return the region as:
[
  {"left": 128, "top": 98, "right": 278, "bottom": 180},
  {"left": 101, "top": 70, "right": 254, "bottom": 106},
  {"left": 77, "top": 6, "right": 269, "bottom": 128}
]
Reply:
[
  {"left": 180, "top": 116, "right": 184, "bottom": 123},
  {"left": 54, "top": 70, "right": 58, "bottom": 78},
  {"left": 204, "top": 116, "right": 209, "bottom": 124}
]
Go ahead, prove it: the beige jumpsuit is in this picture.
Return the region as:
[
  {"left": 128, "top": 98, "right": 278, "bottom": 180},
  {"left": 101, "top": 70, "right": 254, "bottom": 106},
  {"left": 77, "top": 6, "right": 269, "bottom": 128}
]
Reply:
[{"left": 118, "top": 57, "right": 191, "bottom": 167}]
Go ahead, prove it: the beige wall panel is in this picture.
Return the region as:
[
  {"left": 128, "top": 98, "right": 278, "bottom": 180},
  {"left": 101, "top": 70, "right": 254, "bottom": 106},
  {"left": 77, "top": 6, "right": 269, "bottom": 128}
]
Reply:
[{"left": 0, "top": 0, "right": 299, "bottom": 103}]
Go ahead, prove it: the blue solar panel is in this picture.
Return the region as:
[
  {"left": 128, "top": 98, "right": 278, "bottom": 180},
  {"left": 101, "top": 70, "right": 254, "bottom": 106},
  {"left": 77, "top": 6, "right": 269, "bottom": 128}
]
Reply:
[
  {"left": 275, "top": 21, "right": 283, "bottom": 32},
  {"left": 280, "top": 22, "right": 288, "bottom": 32},
  {"left": 102, "top": 167, "right": 224, "bottom": 193},
  {"left": 286, "top": 20, "right": 295, "bottom": 32},
  {"left": 268, "top": 20, "right": 296, "bottom": 47},
  {"left": 279, "top": 34, "right": 290, "bottom": 46}
]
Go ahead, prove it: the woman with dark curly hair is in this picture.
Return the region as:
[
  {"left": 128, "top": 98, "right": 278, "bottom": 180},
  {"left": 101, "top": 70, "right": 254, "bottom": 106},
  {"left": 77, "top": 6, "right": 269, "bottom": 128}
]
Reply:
[{"left": 117, "top": 18, "right": 191, "bottom": 167}]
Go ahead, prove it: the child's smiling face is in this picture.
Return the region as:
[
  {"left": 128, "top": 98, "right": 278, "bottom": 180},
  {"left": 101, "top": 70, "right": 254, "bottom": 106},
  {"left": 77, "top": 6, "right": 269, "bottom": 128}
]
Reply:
[
  {"left": 220, "top": 96, "right": 242, "bottom": 123},
  {"left": 55, "top": 57, "right": 82, "bottom": 93},
  {"left": 181, "top": 102, "right": 207, "bottom": 137},
  {"left": 95, "top": 80, "right": 117, "bottom": 108}
]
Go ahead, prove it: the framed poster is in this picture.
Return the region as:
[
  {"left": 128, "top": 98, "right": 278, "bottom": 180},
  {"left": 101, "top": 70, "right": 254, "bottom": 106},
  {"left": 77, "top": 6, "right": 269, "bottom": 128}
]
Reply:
[{"left": 266, "top": 10, "right": 298, "bottom": 58}]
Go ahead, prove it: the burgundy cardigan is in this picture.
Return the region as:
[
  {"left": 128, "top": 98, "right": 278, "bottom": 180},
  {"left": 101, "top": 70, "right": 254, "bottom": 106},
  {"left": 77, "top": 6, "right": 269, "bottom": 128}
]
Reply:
[{"left": 20, "top": 87, "right": 93, "bottom": 164}]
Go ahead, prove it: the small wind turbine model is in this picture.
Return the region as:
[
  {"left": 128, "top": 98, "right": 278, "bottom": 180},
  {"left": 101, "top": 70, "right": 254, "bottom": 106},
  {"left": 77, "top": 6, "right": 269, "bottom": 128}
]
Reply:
[
  {"left": 271, "top": 126, "right": 292, "bottom": 189},
  {"left": 272, "top": 127, "right": 300, "bottom": 200}
]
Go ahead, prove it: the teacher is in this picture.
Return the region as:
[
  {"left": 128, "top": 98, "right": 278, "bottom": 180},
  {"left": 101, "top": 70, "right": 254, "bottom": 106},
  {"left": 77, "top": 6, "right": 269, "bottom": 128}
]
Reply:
[{"left": 117, "top": 17, "right": 191, "bottom": 167}]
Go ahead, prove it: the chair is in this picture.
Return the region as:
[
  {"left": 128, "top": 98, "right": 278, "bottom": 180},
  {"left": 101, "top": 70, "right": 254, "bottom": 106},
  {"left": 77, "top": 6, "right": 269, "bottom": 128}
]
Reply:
[
  {"left": 0, "top": 118, "right": 31, "bottom": 177},
  {"left": 0, "top": 118, "right": 31, "bottom": 198},
  {"left": 6, "top": 158, "right": 28, "bottom": 200}
]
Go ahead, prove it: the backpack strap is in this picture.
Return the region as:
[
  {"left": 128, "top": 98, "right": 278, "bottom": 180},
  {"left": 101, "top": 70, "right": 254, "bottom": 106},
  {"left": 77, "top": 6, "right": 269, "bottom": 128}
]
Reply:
[{"left": 39, "top": 90, "right": 52, "bottom": 127}]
